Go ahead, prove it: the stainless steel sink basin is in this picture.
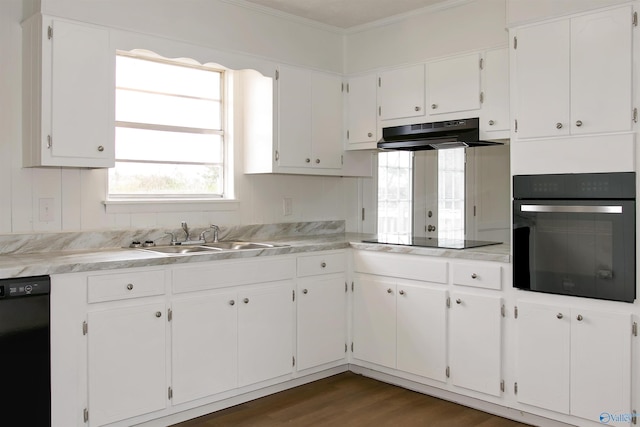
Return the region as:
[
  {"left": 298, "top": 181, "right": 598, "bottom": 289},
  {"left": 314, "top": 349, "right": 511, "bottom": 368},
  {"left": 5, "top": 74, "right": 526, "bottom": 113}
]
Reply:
[
  {"left": 140, "top": 245, "right": 224, "bottom": 255},
  {"left": 202, "top": 241, "right": 286, "bottom": 250}
]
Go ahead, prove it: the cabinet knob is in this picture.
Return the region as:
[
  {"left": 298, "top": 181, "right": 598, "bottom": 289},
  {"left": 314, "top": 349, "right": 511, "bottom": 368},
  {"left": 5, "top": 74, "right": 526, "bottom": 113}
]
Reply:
[
  {"left": 387, "top": 288, "right": 393, "bottom": 294},
  {"left": 229, "top": 300, "right": 235, "bottom": 306},
  {"left": 431, "top": 104, "right": 437, "bottom": 110},
  {"left": 556, "top": 122, "right": 563, "bottom": 129},
  {"left": 556, "top": 313, "right": 563, "bottom": 319},
  {"left": 305, "top": 158, "right": 310, "bottom": 163},
  {"left": 126, "top": 283, "right": 133, "bottom": 290},
  {"left": 576, "top": 314, "right": 583, "bottom": 321},
  {"left": 415, "top": 106, "right": 421, "bottom": 112},
  {"left": 155, "top": 311, "right": 162, "bottom": 318},
  {"left": 399, "top": 290, "right": 405, "bottom": 296},
  {"left": 97, "top": 145, "right": 104, "bottom": 152},
  {"left": 456, "top": 298, "right": 462, "bottom": 304},
  {"left": 471, "top": 273, "right": 478, "bottom": 279},
  {"left": 243, "top": 298, "right": 250, "bottom": 304},
  {"left": 367, "top": 132, "right": 373, "bottom": 137},
  {"left": 488, "top": 120, "right": 495, "bottom": 126},
  {"left": 321, "top": 262, "right": 327, "bottom": 268},
  {"left": 303, "top": 289, "right": 308, "bottom": 294},
  {"left": 575, "top": 120, "right": 583, "bottom": 127},
  {"left": 315, "top": 159, "right": 320, "bottom": 164}
]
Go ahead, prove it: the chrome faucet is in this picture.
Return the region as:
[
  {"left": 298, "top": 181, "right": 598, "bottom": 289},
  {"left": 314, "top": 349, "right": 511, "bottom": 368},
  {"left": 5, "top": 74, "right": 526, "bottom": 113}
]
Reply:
[
  {"left": 210, "top": 224, "right": 220, "bottom": 242},
  {"left": 173, "top": 221, "right": 206, "bottom": 245},
  {"left": 181, "top": 221, "right": 190, "bottom": 241}
]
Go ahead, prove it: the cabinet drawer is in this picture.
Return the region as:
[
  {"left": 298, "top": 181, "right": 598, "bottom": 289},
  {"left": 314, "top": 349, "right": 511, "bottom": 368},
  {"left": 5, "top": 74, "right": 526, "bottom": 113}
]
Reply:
[
  {"left": 353, "top": 251, "right": 448, "bottom": 284},
  {"left": 452, "top": 262, "right": 502, "bottom": 290},
  {"left": 297, "top": 252, "right": 345, "bottom": 277},
  {"left": 88, "top": 270, "right": 166, "bottom": 303}
]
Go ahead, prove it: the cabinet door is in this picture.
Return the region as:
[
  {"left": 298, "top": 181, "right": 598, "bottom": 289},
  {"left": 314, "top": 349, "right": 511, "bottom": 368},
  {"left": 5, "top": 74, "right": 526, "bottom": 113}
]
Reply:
[
  {"left": 311, "top": 72, "right": 343, "bottom": 169},
  {"left": 514, "top": 20, "right": 570, "bottom": 138},
  {"left": 428, "top": 53, "right": 481, "bottom": 115},
  {"left": 449, "top": 292, "right": 502, "bottom": 396},
  {"left": 570, "top": 309, "right": 631, "bottom": 422},
  {"left": 515, "top": 301, "right": 570, "bottom": 413},
  {"left": 378, "top": 65, "right": 425, "bottom": 121},
  {"left": 88, "top": 303, "right": 167, "bottom": 426},
  {"left": 238, "top": 281, "right": 294, "bottom": 386},
  {"left": 277, "top": 65, "right": 312, "bottom": 167},
  {"left": 352, "top": 275, "right": 396, "bottom": 368},
  {"left": 346, "top": 74, "right": 378, "bottom": 146},
  {"left": 171, "top": 292, "right": 238, "bottom": 405},
  {"left": 396, "top": 284, "right": 447, "bottom": 381},
  {"left": 297, "top": 275, "right": 347, "bottom": 370},
  {"left": 571, "top": 6, "right": 633, "bottom": 135},
  {"left": 481, "top": 48, "right": 510, "bottom": 134}
]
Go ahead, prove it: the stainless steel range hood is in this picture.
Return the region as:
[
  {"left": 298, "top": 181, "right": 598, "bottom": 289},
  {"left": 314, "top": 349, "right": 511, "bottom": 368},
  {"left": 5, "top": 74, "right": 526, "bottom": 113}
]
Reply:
[{"left": 377, "top": 117, "right": 503, "bottom": 151}]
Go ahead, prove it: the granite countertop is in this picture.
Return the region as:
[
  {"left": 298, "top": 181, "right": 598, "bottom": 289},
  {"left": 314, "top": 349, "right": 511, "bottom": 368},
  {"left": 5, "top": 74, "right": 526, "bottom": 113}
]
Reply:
[{"left": 0, "top": 231, "right": 511, "bottom": 280}]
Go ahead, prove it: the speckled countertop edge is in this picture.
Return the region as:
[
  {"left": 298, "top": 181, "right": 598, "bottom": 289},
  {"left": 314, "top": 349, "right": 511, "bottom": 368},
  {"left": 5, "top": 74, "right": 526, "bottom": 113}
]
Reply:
[{"left": 0, "top": 233, "right": 511, "bottom": 280}]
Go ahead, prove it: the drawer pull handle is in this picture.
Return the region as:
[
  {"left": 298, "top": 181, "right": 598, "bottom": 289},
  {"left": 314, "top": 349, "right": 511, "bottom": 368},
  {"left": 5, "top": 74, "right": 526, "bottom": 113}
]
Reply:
[
  {"left": 471, "top": 273, "right": 478, "bottom": 279},
  {"left": 243, "top": 298, "right": 250, "bottom": 304},
  {"left": 155, "top": 311, "right": 162, "bottom": 318},
  {"left": 303, "top": 289, "right": 308, "bottom": 294},
  {"left": 97, "top": 145, "right": 104, "bottom": 152},
  {"left": 399, "top": 290, "right": 405, "bottom": 296},
  {"left": 456, "top": 298, "right": 462, "bottom": 304},
  {"left": 387, "top": 288, "right": 393, "bottom": 294},
  {"left": 577, "top": 314, "right": 583, "bottom": 321},
  {"left": 321, "top": 262, "right": 327, "bottom": 268},
  {"left": 557, "top": 313, "right": 563, "bottom": 319},
  {"left": 229, "top": 300, "right": 235, "bottom": 306},
  {"left": 126, "top": 283, "right": 133, "bottom": 290}
]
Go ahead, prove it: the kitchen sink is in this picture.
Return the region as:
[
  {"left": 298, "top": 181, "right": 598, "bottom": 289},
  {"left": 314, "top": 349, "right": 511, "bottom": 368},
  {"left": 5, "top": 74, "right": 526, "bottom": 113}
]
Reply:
[
  {"left": 137, "top": 241, "right": 287, "bottom": 255},
  {"left": 140, "top": 245, "right": 224, "bottom": 255},
  {"left": 202, "top": 241, "right": 285, "bottom": 250}
]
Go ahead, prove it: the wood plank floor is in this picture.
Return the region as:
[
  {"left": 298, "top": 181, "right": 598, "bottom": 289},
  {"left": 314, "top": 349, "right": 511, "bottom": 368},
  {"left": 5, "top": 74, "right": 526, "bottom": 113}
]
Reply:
[{"left": 171, "top": 372, "right": 531, "bottom": 427}]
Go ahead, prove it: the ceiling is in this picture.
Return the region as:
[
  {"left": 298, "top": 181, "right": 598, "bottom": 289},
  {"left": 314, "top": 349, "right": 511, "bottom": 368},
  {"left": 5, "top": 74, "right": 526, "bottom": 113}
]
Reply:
[{"left": 241, "top": 0, "right": 450, "bottom": 29}]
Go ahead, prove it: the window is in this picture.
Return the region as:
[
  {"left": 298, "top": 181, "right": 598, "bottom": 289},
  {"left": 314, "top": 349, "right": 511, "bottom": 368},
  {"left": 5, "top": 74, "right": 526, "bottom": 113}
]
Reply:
[
  {"left": 377, "top": 151, "right": 413, "bottom": 238},
  {"left": 437, "top": 148, "right": 465, "bottom": 240},
  {"left": 109, "top": 51, "right": 228, "bottom": 199}
]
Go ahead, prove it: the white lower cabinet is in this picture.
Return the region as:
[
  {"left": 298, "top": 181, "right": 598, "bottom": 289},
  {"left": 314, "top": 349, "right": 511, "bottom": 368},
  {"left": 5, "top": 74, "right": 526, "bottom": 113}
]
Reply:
[
  {"left": 87, "top": 302, "right": 168, "bottom": 426},
  {"left": 449, "top": 292, "right": 503, "bottom": 396},
  {"left": 352, "top": 274, "right": 448, "bottom": 382},
  {"left": 516, "top": 301, "right": 632, "bottom": 423}
]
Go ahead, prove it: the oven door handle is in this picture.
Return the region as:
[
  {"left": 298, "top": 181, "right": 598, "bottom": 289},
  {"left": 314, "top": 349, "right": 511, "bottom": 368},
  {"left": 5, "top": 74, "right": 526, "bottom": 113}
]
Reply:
[{"left": 520, "top": 204, "right": 623, "bottom": 214}]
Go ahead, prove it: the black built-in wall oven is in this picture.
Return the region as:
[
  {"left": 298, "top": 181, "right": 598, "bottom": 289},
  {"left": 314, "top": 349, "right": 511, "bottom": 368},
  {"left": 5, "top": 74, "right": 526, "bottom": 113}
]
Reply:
[{"left": 513, "top": 172, "right": 636, "bottom": 303}]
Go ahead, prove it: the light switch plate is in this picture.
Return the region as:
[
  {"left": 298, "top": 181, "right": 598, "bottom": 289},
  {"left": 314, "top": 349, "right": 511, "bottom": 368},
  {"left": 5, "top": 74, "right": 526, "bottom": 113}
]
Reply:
[{"left": 283, "top": 197, "right": 293, "bottom": 216}]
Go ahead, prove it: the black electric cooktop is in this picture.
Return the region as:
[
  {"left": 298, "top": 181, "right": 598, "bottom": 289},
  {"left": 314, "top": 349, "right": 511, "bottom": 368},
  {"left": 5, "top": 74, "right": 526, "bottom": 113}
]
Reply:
[{"left": 361, "top": 236, "right": 502, "bottom": 250}]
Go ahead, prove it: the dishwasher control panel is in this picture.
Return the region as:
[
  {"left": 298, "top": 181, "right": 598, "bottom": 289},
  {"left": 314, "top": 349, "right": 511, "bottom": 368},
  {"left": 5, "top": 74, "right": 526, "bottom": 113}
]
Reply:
[{"left": 0, "top": 275, "right": 50, "bottom": 299}]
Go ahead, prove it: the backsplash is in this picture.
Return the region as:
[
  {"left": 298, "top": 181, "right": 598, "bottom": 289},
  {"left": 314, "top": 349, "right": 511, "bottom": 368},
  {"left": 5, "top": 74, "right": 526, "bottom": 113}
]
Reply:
[{"left": 0, "top": 221, "right": 345, "bottom": 255}]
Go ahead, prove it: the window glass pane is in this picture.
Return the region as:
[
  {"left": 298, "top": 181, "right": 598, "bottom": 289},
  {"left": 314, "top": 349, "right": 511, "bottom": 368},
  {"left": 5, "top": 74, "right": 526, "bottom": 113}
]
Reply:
[
  {"left": 116, "top": 89, "right": 221, "bottom": 129},
  {"left": 116, "top": 55, "right": 221, "bottom": 100},
  {"left": 438, "top": 148, "right": 465, "bottom": 240},
  {"left": 115, "top": 128, "right": 223, "bottom": 163},
  {"left": 377, "top": 151, "right": 413, "bottom": 238},
  {"left": 109, "top": 162, "right": 223, "bottom": 195}
]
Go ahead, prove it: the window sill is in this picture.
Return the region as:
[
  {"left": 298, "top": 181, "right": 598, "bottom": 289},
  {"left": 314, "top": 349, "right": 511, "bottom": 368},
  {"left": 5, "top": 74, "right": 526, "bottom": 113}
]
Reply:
[{"left": 103, "top": 198, "right": 240, "bottom": 214}]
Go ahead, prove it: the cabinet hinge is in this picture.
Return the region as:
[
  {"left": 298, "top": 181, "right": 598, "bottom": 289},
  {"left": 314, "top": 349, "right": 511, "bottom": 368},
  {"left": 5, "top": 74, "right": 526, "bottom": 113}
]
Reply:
[
  {"left": 632, "top": 409, "right": 637, "bottom": 424},
  {"left": 168, "top": 308, "right": 172, "bottom": 321},
  {"left": 275, "top": 69, "right": 279, "bottom": 80},
  {"left": 351, "top": 281, "right": 354, "bottom": 292},
  {"left": 345, "top": 343, "right": 348, "bottom": 353},
  {"left": 514, "top": 305, "right": 518, "bottom": 319},
  {"left": 501, "top": 304, "right": 506, "bottom": 318},
  {"left": 514, "top": 382, "right": 518, "bottom": 395},
  {"left": 47, "top": 25, "right": 53, "bottom": 40},
  {"left": 378, "top": 106, "right": 381, "bottom": 117},
  {"left": 341, "top": 82, "right": 344, "bottom": 92},
  {"left": 633, "top": 107, "right": 638, "bottom": 123},
  {"left": 168, "top": 386, "right": 173, "bottom": 400},
  {"left": 633, "top": 11, "right": 638, "bottom": 27},
  {"left": 361, "top": 208, "right": 365, "bottom": 221},
  {"left": 345, "top": 282, "right": 348, "bottom": 293},
  {"left": 293, "top": 356, "right": 296, "bottom": 367},
  {"left": 445, "top": 366, "right": 450, "bottom": 378},
  {"left": 351, "top": 342, "right": 354, "bottom": 352},
  {"left": 473, "top": 205, "right": 477, "bottom": 217},
  {"left": 292, "top": 290, "right": 295, "bottom": 302},
  {"left": 82, "top": 321, "right": 88, "bottom": 336},
  {"left": 514, "top": 119, "right": 518, "bottom": 133},
  {"left": 347, "top": 130, "right": 350, "bottom": 140},
  {"left": 500, "top": 379, "right": 505, "bottom": 392},
  {"left": 275, "top": 150, "right": 279, "bottom": 161},
  {"left": 479, "top": 57, "right": 484, "bottom": 70},
  {"left": 83, "top": 408, "right": 89, "bottom": 423},
  {"left": 513, "top": 36, "right": 517, "bottom": 50},
  {"left": 341, "top": 155, "right": 344, "bottom": 165},
  {"left": 346, "top": 83, "right": 350, "bottom": 93},
  {"left": 633, "top": 321, "right": 638, "bottom": 337},
  {"left": 480, "top": 91, "right": 484, "bottom": 104},
  {"left": 378, "top": 77, "right": 381, "bottom": 87},
  {"left": 446, "top": 297, "right": 451, "bottom": 308},
  {"left": 47, "top": 135, "right": 52, "bottom": 149}
]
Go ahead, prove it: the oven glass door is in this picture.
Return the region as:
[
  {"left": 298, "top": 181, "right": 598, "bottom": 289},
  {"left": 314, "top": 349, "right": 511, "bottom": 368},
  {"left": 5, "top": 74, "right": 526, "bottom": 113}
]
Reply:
[{"left": 513, "top": 199, "right": 635, "bottom": 302}]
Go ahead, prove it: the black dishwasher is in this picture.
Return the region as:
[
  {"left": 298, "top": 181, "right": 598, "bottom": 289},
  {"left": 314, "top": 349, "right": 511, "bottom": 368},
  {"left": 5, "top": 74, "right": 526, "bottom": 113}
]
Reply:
[{"left": 0, "top": 275, "right": 51, "bottom": 426}]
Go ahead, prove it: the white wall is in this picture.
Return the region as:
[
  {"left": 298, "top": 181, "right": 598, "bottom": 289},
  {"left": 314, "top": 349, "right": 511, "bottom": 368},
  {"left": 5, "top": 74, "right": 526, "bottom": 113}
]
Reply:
[{"left": 1, "top": 0, "right": 367, "bottom": 234}]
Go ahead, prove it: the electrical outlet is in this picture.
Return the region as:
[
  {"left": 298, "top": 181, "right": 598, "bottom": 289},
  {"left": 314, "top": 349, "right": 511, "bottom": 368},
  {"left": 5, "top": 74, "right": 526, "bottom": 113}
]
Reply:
[
  {"left": 283, "top": 197, "right": 293, "bottom": 216},
  {"left": 39, "top": 198, "right": 54, "bottom": 222}
]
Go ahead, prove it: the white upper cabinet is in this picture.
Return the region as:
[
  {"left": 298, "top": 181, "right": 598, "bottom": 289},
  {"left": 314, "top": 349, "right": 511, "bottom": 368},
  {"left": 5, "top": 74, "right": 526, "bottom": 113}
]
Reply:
[
  {"left": 311, "top": 72, "right": 344, "bottom": 169},
  {"left": 378, "top": 64, "right": 426, "bottom": 121},
  {"left": 427, "top": 53, "right": 481, "bottom": 116},
  {"left": 480, "top": 48, "right": 510, "bottom": 138},
  {"left": 345, "top": 73, "right": 378, "bottom": 149},
  {"left": 23, "top": 15, "right": 115, "bottom": 168},
  {"left": 513, "top": 6, "right": 633, "bottom": 139}
]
